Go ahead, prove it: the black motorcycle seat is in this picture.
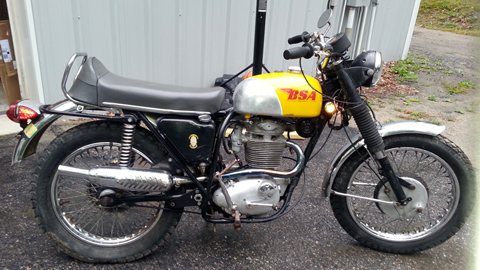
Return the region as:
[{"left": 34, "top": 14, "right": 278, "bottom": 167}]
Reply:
[{"left": 68, "top": 57, "right": 226, "bottom": 115}]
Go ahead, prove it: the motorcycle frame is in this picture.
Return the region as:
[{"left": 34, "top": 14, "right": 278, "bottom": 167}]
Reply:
[
  {"left": 31, "top": 99, "right": 332, "bottom": 224},
  {"left": 132, "top": 105, "right": 334, "bottom": 224}
]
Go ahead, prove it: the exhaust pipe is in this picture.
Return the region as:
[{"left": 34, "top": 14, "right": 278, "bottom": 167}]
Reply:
[
  {"left": 56, "top": 141, "right": 305, "bottom": 191},
  {"left": 221, "top": 141, "right": 305, "bottom": 180},
  {"left": 57, "top": 165, "right": 175, "bottom": 192}
]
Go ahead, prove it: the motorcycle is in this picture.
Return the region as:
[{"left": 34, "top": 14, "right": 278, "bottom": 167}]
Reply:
[{"left": 7, "top": 8, "right": 474, "bottom": 263}]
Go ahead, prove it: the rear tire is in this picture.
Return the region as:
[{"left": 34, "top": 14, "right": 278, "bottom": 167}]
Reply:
[
  {"left": 330, "top": 134, "right": 474, "bottom": 253},
  {"left": 32, "top": 121, "right": 183, "bottom": 263}
]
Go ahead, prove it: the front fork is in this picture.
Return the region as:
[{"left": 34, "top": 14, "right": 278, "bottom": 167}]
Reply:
[{"left": 333, "top": 63, "right": 409, "bottom": 204}]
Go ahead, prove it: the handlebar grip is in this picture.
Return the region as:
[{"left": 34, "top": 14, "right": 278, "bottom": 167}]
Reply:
[
  {"left": 288, "top": 34, "right": 303, "bottom": 45},
  {"left": 283, "top": 44, "right": 314, "bottom": 60},
  {"left": 287, "top": 31, "right": 310, "bottom": 45}
]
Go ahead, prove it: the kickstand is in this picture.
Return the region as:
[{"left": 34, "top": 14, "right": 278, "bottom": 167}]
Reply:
[
  {"left": 233, "top": 210, "right": 241, "bottom": 231},
  {"left": 210, "top": 206, "right": 217, "bottom": 233}
]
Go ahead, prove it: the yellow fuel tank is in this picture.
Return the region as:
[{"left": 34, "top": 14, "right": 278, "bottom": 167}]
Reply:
[{"left": 233, "top": 72, "right": 322, "bottom": 118}]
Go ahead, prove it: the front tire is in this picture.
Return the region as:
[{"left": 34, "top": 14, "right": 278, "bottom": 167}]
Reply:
[
  {"left": 330, "top": 134, "right": 474, "bottom": 253},
  {"left": 32, "top": 121, "right": 183, "bottom": 263}
]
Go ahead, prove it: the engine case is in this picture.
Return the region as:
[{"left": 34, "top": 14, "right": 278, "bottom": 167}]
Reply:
[
  {"left": 233, "top": 72, "right": 323, "bottom": 118},
  {"left": 213, "top": 177, "right": 290, "bottom": 216}
]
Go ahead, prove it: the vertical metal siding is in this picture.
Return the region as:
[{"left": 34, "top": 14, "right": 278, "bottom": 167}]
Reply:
[
  {"left": 329, "top": 0, "right": 419, "bottom": 61},
  {"left": 30, "top": 0, "right": 327, "bottom": 103},
  {"left": 367, "top": 0, "right": 419, "bottom": 61},
  {"left": 29, "top": 0, "right": 414, "bottom": 104},
  {"left": 31, "top": 0, "right": 76, "bottom": 103},
  {"left": 265, "top": 0, "right": 326, "bottom": 73}
]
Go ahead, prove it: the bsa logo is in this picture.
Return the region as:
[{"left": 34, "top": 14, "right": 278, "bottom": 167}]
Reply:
[
  {"left": 189, "top": 134, "right": 199, "bottom": 149},
  {"left": 280, "top": 88, "right": 316, "bottom": 101}
]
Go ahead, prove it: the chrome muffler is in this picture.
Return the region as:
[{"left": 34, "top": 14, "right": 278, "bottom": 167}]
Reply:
[{"left": 57, "top": 165, "right": 175, "bottom": 192}]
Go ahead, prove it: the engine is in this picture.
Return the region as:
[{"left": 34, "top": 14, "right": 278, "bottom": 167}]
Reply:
[{"left": 214, "top": 118, "right": 293, "bottom": 216}]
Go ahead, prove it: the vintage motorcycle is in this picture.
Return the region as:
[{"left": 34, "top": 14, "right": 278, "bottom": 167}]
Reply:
[{"left": 7, "top": 9, "right": 474, "bottom": 263}]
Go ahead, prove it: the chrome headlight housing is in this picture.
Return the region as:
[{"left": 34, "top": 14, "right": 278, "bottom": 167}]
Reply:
[{"left": 352, "top": 50, "right": 383, "bottom": 87}]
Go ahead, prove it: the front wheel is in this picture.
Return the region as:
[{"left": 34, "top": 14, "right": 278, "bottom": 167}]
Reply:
[
  {"left": 330, "top": 134, "right": 474, "bottom": 253},
  {"left": 33, "top": 121, "right": 183, "bottom": 263}
]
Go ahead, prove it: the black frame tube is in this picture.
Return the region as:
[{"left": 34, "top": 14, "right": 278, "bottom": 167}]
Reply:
[
  {"left": 201, "top": 109, "right": 237, "bottom": 218},
  {"left": 44, "top": 104, "right": 335, "bottom": 222}
]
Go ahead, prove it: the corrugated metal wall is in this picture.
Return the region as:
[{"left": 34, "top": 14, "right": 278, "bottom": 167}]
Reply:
[
  {"left": 368, "top": 0, "right": 420, "bottom": 60},
  {"left": 30, "top": 0, "right": 329, "bottom": 103},
  {"left": 25, "top": 0, "right": 417, "bottom": 104}
]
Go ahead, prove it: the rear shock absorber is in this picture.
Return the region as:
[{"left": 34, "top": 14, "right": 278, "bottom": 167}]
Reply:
[{"left": 119, "top": 123, "right": 136, "bottom": 167}]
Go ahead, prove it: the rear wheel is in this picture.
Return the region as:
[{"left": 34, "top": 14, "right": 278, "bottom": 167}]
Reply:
[
  {"left": 33, "top": 121, "right": 183, "bottom": 263},
  {"left": 330, "top": 134, "right": 474, "bottom": 253}
]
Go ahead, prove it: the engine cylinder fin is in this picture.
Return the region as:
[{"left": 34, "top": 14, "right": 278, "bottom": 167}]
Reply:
[{"left": 245, "top": 140, "right": 286, "bottom": 169}]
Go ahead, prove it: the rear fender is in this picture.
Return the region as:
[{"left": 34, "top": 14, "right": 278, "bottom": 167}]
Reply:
[
  {"left": 321, "top": 121, "right": 446, "bottom": 197},
  {"left": 12, "top": 100, "right": 77, "bottom": 164}
]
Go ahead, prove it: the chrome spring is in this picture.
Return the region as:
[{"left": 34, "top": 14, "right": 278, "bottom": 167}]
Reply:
[{"left": 119, "top": 123, "right": 136, "bottom": 167}]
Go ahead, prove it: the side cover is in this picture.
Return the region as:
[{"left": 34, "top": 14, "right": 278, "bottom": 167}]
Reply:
[{"left": 157, "top": 117, "right": 216, "bottom": 165}]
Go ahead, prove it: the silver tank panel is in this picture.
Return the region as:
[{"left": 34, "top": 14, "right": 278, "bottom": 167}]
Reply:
[{"left": 233, "top": 78, "right": 283, "bottom": 116}]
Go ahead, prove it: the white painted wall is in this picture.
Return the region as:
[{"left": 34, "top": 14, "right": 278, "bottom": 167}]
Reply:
[{"left": 6, "top": 0, "right": 44, "bottom": 102}]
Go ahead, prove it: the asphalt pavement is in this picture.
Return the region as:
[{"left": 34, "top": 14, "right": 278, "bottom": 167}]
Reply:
[{"left": 0, "top": 119, "right": 478, "bottom": 270}]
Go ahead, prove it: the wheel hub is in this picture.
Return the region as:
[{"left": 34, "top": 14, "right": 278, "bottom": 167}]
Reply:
[
  {"left": 97, "top": 189, "right": 119, "bottom": 207},
  {"left": 375, "top": 177, "right": 429, "bottom": 219},
  {"left": 94, "top": 188, "right": 132, "bottom": 212}
]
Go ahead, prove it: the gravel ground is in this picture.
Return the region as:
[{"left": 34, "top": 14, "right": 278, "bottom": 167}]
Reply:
[
  {"left": 1, "top": 28, "right": 479, "bottom": 269},
  {"left": 368, "top": 27, "right": 480, "bottom": 161}
]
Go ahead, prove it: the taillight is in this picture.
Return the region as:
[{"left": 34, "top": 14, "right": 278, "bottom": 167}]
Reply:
[
  {"left": 6, "top": 101, "right": 20, "bottom": 123},
  {"left": 6, "top": 100, "right": 40, "bottom": 123},
  {"left": 18, "top": 106, "right": 39, "bottom": 120}
]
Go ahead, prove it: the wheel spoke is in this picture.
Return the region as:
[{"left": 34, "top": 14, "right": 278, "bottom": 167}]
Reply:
[
  {"left": 344, "top": 146, "right": 460, "bottom": 242},
  {"left": 52, "top": 142, "right": 164, "bottom": 246}
]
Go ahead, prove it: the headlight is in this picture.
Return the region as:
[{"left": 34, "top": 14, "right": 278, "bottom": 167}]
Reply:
[{"left": 351, "top": 50, "right": 383, "bottom": 87}]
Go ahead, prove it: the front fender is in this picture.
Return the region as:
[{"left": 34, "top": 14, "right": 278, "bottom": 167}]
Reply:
[
  {"left": 321, "top": 121, "right": 445, "bottom": 197},
  {"left": 12, "top": 100, "right": 77, "bottom": 164}
]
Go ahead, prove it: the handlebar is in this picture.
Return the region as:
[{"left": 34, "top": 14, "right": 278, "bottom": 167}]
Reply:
[
  {"left": 287, "top": 31, "right": 310, "bottom": 45},
  {"left": 284, "top": 30, "right": 351, "bottom": 61},
  {"left": 283, "top": 44, "right": 314, "bottom": 60}
]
